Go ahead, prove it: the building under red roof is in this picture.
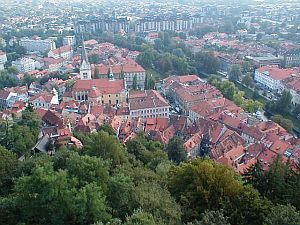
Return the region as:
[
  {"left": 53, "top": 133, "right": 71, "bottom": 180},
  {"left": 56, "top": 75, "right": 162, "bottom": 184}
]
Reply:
[{"left": 73, "top": 78, "right": 125, "bottom": 94}]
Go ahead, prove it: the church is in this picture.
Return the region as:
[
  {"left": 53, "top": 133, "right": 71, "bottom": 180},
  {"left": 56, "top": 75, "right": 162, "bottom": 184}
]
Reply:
[{"left": 70, "top": 40, "right": 127, "bottom": 105}]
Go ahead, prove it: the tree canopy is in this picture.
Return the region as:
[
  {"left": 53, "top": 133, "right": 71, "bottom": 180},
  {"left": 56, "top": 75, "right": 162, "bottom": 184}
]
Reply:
[{"left": 1, "top": 125, "right": 299, "bottom": 225}]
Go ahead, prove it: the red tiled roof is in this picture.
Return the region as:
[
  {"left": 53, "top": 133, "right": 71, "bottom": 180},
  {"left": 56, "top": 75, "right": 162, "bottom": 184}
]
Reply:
[
  {"left": 257, "top": 65, "right": 298, "bottom": 81},
  {"left": 270, "top": 139, "right": 291, "bottom": 155},
  {"left": 129, "top": 90, "right": 169, "bottom": 110},
  {"left": 241, "top": 125, "right": 265, "bottom": 141},
  {"left": 43, "top": 57, "right": 65, "bottom": 65},
  {"left": 50, "top": 45, "right": 72, "bottom": 55},
  {"left": 0, "top": 90, "right": 11, "bottom": 99},
  {"left": 258, "top": 148, "right": 278, "bottom": 171},
  {"left": 94, "top": 62, "right": 145, "bottom": 75},
  {"left": 30, "top": 93, "right": 54, "bottom": 103},
  {"left": 73, "top": 78, "right": 125, "bottom": 94},
  {"left": 84, "top": 39, "right": 98, "bottom": 46}
]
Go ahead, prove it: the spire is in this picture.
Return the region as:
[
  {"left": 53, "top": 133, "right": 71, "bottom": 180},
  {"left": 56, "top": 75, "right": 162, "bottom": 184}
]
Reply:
[
  {"left": 80, "top": 33, "right": 92, "bottom": 80},
  {"left": 81, "top": 33, "right": 89, "bottom": 64}
]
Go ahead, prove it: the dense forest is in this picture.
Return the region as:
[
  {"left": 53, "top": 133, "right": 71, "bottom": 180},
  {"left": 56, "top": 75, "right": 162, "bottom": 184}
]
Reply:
[{"left": 0, "top": 116, "right": 300, "bottom": 225}]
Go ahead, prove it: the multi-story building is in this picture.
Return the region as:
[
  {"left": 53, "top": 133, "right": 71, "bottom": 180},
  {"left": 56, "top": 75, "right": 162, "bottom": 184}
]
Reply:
[
  {"left": 29, "top": 89, "right": 59, "bottom": 109},
  {"left": 162, "top": 75, "right": 222, "bottom": 114},
  {"left": 75, "top": 18, "right": 130, "bottom": 34},
  {"left": 75, "top": 14, "right": 204, "bottom": 34},
  {"left": 254, "top": 65, "right": 298, "bottom": 92},
  {"left": 48, "top": 45, "right": 73, "bottom": 60},
  {"left": 63, "top": 36, "right": 76, "bottom": 46},
  {"left": 0, "top": 50, "right": 7, "bottom": 70},
  {"left": 71, "top": 78, "right": 127, "bottom": 105},
  {"left": 248, "top": 55, "right": 282, "bottom": 68},
  {"left": 129, "top": 90, "right": 170, "bottom": 119},
  {"left": 12, "top": 58, "right": 36, "bottom": 73},
  {"left": 283, "top": 49, "right": 300, "bottom": 68},
  {"left": 218, "top": 54, "right": 242, "bottom": 75},
  {"left": 283, "top": 77, "right": 300, "bottom": 106},
  {"left": 19, "top": 37, "right": 56, "bottom": 53},
  {"left": 94, "top": 63, "right": 146, "bottom": 90}
]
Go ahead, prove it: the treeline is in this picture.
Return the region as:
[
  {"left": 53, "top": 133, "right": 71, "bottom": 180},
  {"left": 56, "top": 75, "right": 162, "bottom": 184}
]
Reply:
[
  {"left": 0, "top": 69, "right": 72, "bottom": 90},
  {"left": 0, "top": 107, "right": 41, "bottom": 156},
  {"left": 208, "top": 76, "right": 263, "bottom": 113},
  {"left": 86, "top": 31, "right": 221, "bottom": 78},
  {"left": 1, "top": 128, "right": 299, "bottom": 225}
]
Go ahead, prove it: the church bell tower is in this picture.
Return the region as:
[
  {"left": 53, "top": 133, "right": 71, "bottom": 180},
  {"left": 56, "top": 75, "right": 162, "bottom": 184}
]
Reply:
[{"left": 80, "top": 36, "right": 92, "bottom": 80}]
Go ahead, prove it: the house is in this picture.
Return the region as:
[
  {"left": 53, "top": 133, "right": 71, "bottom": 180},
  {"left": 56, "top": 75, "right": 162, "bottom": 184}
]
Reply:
[
  {"left": 43, "top": 57, "right": 65, "bottom": 72},
  {"left": 29, "top": 89, "right": 59, "bottom": 109},
  {"left": 36, "top": 109, "right": 65, "bottom": 129},
  {"left": 48, "top": 45, "right": 73, "bottom": 60},
  {"left": 0, "top": 90, "right": 17, "bottom": 108},
  {"left": 10, "top": 101, "right": 27, "bottom": 117},
  {"left": 240, "top": 124, "right": 265, "bottom": 144}
]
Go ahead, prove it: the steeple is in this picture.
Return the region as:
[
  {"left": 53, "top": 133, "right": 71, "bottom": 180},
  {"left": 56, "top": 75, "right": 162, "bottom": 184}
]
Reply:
[{"left": 80, "top": 34, "right": 92, "bottom": 80}]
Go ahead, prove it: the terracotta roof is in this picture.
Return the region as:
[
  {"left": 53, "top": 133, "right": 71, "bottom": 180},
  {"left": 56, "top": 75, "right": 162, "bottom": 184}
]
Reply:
[
  {"left": 184, "top": 132, "right": 202, "bottom": 152},
  {"left": 30, "top": 93, "right": 54, "bottom": 103},
  {"left": 84, "top": 39, "right": 98, "bottom": 46},
  {"left": 258, "top": 148, "right": 278, "bottom": 171},
  {"left": 50, "top": 45, "right": 72, "bottom": 55},
  {"left": 73, "top": 78, "right": 125, "bottom": 94},
  {"left": 43, "top": 57, "right": 65, "bottom": 65},
  {"left": 270, "top": 139, "right": 291, "bottom": 155},
  {"left": 90, "top": 104, "right": 104, "bottom": 117},
  {"left": 94, "top": 62, "right": 145, "bottom": 75},
  {"left": 0, "top": 90, "right": 11, "bottom": 100},
  {"left": 241, "top": 125, "right": 265, "bottom": 141},
  {"left": 257, "top": 65, "right": 298, "bottom": 81},
  {"left": 89, "top": 88, "right": 102, "bottom": 98},
  {"left": 41, "top": 110, "right": 64, "bottom": 128},
  {"left": 129, "top": 90, "right": 169, "bottom": 110}
]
